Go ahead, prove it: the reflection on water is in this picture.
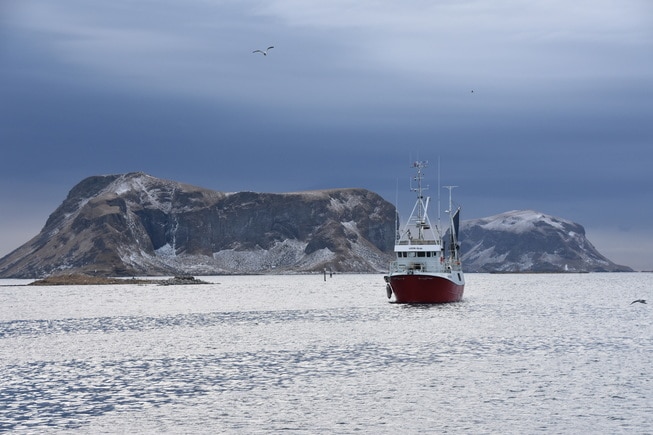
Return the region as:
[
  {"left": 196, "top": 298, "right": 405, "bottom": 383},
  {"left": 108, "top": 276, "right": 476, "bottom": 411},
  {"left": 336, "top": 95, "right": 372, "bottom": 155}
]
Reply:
[{"left": 1, "top": 274, "right": 651, "bottom": 433}]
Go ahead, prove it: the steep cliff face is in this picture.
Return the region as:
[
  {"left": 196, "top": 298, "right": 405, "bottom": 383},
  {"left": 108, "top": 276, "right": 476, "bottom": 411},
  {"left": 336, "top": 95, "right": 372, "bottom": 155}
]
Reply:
[
  {"left": 459, "top": 210, "right": 632, "bottom": 272},
  {"left": 0, "top": 173, "right": 396, "bottom": 277}
]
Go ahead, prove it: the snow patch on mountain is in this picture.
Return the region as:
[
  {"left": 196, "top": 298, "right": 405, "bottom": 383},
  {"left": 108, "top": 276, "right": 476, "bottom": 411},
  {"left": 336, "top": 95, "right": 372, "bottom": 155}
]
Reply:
[
  {"left": 465, "top": 246, "right": 508, "bottom": 265},
  {"left": 212, "top": 239, "right": 308, "bottom": 273},
  {"left": 342, "top": 220, "right": 358, "bottom": 234},
  {"left": 329, "top": 195, "right": 363, "bottom": 214},
  {"left": 155, "top": 243, "right": 176, "bottom": 258},
  {"left": 118, "top": 234, "right": 389, "bottom": 275},
  {"left": 478, "top": 210, "right": 567, "bottom": 234}
]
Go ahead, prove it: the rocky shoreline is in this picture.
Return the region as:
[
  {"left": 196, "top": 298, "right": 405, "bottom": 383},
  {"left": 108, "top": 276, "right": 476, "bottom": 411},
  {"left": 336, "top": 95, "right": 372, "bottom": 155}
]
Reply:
[{"left": 29, "top": 274, "right": 211, "bottom": 286}]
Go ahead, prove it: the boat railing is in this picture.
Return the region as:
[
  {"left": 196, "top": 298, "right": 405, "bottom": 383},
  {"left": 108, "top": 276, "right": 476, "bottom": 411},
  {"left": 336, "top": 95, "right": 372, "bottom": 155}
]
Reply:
[
  {"left": 390, "top": 257, "right": 463, "bottom": 274},
  {"left": 395, "top": 239, "right": 438, "bottom": 246},
  {"left": 389, "top": 261, "right": 447, "bottom": 274}
]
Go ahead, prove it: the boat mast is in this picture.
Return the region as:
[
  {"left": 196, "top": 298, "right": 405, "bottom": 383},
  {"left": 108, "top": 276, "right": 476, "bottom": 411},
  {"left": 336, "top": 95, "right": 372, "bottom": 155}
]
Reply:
[
  {"left": 443, "top": 185, "right": 458, "bottom": 260},
  {"left": 443, "top": 185, "right": 457, "bottom": 217},
  {"left": 437, "top": 156, "right": 441, "bottom": 228},
  {"left": 394, "top": 178, "right": 400, "bottom": 243},
  {"left": 411, "top": 161, "right": 429, "bottom": 240}
]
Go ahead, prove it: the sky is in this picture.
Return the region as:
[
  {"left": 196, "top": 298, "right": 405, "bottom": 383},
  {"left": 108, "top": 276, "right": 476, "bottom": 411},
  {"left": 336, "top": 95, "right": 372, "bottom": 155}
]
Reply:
[{"left": 1, "top": 0, "right": 652, "bottom": 270}]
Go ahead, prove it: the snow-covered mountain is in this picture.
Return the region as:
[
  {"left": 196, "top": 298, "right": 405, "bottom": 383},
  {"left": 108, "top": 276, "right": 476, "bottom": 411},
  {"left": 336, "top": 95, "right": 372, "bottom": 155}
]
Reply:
[
  {"left": 0, "top": 175, "right": 632, "bottom": 278},
  {"left": 459, "top": 210, "right": 632, "bottom": 272},
  {"left": 0, "top": 173, "right": 396, "bottom": 277}
]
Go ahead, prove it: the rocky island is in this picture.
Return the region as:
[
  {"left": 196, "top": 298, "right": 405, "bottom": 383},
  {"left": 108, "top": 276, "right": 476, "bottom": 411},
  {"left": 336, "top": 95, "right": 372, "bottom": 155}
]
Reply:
[{"left": 29, "top": 273, "right": 210, "bottom": 286}]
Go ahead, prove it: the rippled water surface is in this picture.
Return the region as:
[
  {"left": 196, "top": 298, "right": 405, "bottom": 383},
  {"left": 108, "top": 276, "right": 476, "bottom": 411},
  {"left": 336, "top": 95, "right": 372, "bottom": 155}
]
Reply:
[{"left": 1, "top": 273, "right": 651, "bottom": 433}]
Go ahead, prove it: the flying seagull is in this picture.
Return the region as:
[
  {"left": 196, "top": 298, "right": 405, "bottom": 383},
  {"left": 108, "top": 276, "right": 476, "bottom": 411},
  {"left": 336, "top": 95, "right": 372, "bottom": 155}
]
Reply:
[
  {"left": 630, "top": 299, "right": 647, "bottom": 304},
  {"left": 253, "top": 46, "right": 274, "bottom": 56}
]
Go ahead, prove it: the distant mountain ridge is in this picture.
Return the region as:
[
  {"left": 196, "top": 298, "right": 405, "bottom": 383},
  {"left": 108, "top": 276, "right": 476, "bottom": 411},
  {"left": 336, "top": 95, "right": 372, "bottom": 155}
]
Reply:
[
  {"left": 0, "top": 173, "right": 632, "bottom": 278},
  {"left": 459, "top": 210, "right": 632, "bottom": 272}
]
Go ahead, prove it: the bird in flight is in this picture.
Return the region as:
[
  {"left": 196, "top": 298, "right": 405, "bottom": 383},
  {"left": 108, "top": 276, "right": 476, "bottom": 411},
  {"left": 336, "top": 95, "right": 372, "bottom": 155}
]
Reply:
[
  {"left": 630, "top": 299, "right": 647, "bottom": 304},
  {"left": 253, "top": 46, "right": 274, "bottom": 56}
]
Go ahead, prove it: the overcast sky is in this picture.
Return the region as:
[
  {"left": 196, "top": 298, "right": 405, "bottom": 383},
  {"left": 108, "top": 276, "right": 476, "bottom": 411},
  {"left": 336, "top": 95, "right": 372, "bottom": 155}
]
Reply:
[{"left": 1, "top": 0, "right": 652, "bottom": 270}]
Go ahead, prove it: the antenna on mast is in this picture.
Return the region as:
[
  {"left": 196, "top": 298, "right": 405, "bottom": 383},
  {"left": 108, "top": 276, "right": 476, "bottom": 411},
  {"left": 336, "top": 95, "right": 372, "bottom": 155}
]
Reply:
[
  {"left": 437, "top": 156, "right": 441, "bottom": 226},
  {"left": 410, "top": 160, "right": 429, "bottom": 195},
  {"left": 443, "top": 185, "right": 458, "bottom": 214},
  {"left": 394, "top": 177, "right": 400, "bottom": 242}
]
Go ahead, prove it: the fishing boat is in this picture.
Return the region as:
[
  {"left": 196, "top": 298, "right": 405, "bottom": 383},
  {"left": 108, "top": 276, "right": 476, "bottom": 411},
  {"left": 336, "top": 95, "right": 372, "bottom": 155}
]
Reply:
[{"left": 384, "top": 161, "right": 464, "bottom": 303}]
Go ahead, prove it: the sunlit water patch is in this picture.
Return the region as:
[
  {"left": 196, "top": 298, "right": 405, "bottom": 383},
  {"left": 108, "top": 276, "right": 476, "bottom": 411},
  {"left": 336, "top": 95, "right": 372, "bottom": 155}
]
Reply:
[{"left": 1, "top": 274, "right": 651, "bottom": 433}]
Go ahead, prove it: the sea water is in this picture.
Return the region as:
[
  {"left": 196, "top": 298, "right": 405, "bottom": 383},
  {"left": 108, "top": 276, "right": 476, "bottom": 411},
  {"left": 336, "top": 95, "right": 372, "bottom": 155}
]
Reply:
[{"left": 0, "top": 273, "right": 651, "bottom": 434}]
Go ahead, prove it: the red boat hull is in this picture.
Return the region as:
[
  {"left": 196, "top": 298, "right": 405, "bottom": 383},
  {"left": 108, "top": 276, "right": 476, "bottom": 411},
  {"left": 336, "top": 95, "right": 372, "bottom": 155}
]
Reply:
[{"left": 388, "top": 274, "right": 464, "bottom": 304}]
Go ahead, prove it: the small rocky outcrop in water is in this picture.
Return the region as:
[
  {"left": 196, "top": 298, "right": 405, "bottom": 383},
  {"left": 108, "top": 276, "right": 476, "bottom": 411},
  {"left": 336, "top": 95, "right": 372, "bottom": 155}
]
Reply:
[
  {"left": 158, "top": 275, "right": 211, "bottom": 286},
  {"left": 29, "top": 273, "right": 210, "bottom": 286}
]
